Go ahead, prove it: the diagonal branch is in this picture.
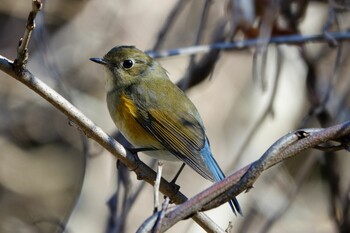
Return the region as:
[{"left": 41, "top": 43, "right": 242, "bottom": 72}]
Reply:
[
  {"left": 139, "top": 122, "right": 350, "bottom": 232},
  {"left": 0, "top": 1, "right": 224, "bottom": 231},
  {"left": 0, "top": 54, "right": 224, "bottom": 233}
]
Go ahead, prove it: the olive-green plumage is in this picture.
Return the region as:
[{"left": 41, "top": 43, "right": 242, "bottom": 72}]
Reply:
[{"left": 90, "top": 45, "right": 241, "bottom": 215}]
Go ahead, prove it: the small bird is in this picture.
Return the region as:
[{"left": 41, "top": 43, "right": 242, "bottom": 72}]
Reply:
[{"left": 90, "top": 45, "right": 241, "bottom": 215}]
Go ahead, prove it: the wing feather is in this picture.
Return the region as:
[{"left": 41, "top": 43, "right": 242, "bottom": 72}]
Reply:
[{"left": 135, "top": 105, "right": 214, "bottom": 180}]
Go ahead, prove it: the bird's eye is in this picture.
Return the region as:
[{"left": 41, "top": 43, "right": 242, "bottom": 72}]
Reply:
[{"left": 122, "top": 59, "right": 134, "bottom": 69}]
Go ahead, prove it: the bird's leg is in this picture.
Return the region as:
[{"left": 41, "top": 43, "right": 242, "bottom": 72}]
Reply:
[
  {"left": 164, "top": 163, "right": 185, "bottom": 204},
  {"left": 170, "top": 163, "right": 186, "bottom": 184},
  {"left": 153, "top": 160, "right": 163, "bottom": 213}
]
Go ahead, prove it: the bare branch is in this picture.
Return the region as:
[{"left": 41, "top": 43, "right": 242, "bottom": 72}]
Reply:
[
  {"left": 0, "top": 54, "right": 224, "bottom": 232},
  {"left": 147, "top": 31, "right": 350, "bottom": 59},
  {"left": 14, "top": 0, "right": 42, "bottom": 69},
  {"left": 147, "top": 122, "right": 350, "bottom": 232},
  {"left": 3, "top": 1, "right": 350, "bottom": 232}
]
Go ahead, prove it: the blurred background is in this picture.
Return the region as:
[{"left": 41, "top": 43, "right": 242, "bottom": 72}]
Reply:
[{"left": 1, "top": 0, "right": 350, "bottom": 232}]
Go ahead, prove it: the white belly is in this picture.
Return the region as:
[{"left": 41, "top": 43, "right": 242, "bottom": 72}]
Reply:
[{"left": 143, "top": 150, "right": 180, "bottom": 161}]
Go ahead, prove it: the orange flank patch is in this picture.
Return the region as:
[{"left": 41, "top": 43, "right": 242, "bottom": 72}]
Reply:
[
  {"left": 120, "top": 94, "right": 138, "bottom": 118},
  {"left": 116, "top": 94, "right": 161, "bottom": 148}
]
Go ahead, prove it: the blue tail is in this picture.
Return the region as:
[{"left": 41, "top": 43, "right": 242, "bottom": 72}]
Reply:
[{"left": 201, "top": 139, "right": 242, "bottom": 216}]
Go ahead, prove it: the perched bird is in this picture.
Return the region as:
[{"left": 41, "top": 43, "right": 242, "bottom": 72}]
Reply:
[{"left": 90, "top": 45, "right": 241, "bottom": 215}]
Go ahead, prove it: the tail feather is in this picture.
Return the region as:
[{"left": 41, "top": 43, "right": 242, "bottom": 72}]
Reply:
[{"left": 201, "top": 139, "right": 242, "bottom": 216}]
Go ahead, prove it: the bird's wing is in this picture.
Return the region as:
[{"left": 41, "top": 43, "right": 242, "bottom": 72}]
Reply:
[{"left": 135, "top": 105, "right": 214, "bottom": 181}]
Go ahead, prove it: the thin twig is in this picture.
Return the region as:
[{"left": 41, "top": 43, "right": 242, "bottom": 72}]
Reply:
[
  {"left": 14, "top": 0, "right": 42, "bottom": 68},
  {"left": 152, "top": 198, "right": 170, "bottom": 233},
  {"left": 154, "top": 161, "right": 163, "bottom": 213},
  {"left": 147, "top": 31, "right": 350, "bottom": 59}
]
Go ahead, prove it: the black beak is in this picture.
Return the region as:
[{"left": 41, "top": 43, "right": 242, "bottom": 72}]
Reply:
[{"left": 90, "top": 57, "right": 107, "bottom": 65}]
